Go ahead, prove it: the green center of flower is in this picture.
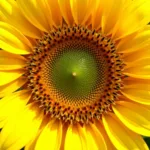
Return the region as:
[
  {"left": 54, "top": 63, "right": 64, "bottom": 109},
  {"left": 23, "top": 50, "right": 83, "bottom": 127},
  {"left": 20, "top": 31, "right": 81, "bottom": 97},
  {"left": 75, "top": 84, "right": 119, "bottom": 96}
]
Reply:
[{"left": 51, "top": 51, "right": 98, "bottom": 99}]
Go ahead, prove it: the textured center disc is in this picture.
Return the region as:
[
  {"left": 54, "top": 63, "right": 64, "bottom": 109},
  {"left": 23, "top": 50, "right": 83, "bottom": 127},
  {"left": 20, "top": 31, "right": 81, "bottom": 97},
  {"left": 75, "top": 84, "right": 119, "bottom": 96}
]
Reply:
[
  {"left": 41, "top": 39, "right": 108, "bottom": 106},
  {"left": 27, "top": 25, "right": 125, "bottom": 123},
  {"left": 51, "top": 51, "right": 98, "bottom": 99}
]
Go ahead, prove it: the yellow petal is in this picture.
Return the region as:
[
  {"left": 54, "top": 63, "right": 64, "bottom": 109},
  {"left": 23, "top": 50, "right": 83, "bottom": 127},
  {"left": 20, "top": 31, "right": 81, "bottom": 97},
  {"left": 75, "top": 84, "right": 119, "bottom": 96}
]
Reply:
[
  {"left": 25, "top": 130, "right": 41, "bottom": 150},
  {"left": 86, "top": 123, "right": 107, "bottom": 150},
  {"left": 0, "top": 77, "right": 26, "bottom": 98},
  {"left": 0, "top": 50, "right": 26, "bottom": 70},
  {"left": 124, "top": 58, "right": 150, "bottom": 79},
  {"left": 0, "top": 0, "right": 42, "bottom": 38},
  {"left": 92, "top": 0, "right": 105, "bottom": 30},
  {"left": 112, "top": 0, "right": 150, "bottom": 39},
  {"left": 0, "top": 90, "right": 31, "bottom": 127},
  {"left": 70, "top": 0, "right": 94, "bottom": 25},
  {"left": 121, "top": 86, "right": 150, "bottom": 105},
  {"left": 123, "top": 48, "right": 150, "bottom": 63},
  {"left": 65, "top": 124, "right": 86, "bottom": 150},
  {"left": 0, "top": 10, "right": 7, "bottom": 21},
  {"left": 113, "top": 101, "right": 150, "bottom": 136},
  {"left": 35, "top": 120, "right": 62, "bottom": 150},
  {"left": 94, "top": 0, "right": 124, "bottom": 34},
  {"left": 95, "top": 120, "right": 117, "bottom": 150},
  {"left": 0, "top": 120, "right": 7, "bottom": 129},
  {"left": 58, "top": 0, "right": 74, "bottom": 26},
  {"left": 0, "top": 70, "right": 24, "bottom": 86},
  {"left": 38, "top": 0, "right": 53, "bottom": 29},
  {"left": 46, "top": 0, "right": 62, "bottom": 27},
  {"left": 117, "top": 26, "right": 150, "bottom": 53},
  {"left": 125, "top": 57, "right": 150, "bottom": 69},
  {"left": 123, "top": 78, "right": 150, "bottom": 91},
  {"left": 0, "top": 104, "right": 43, "bottom": 150},
  {"left": 103, "top": 0, "right": 125, "bottom": 35},
  {"left": 91, "top": 0, "right": 103, "bottom": 30},
  {"left": 17, "top": 0, "right": 50, "bottom": 32},
  {"left": 124, "top": 66, "right": 150, "bottom": 79},
  {"left": 102, "top": 113, "right": 149, "bottom": 150},
  {"left": 0, "top": 22, "right": 32, "bottom": 54}
]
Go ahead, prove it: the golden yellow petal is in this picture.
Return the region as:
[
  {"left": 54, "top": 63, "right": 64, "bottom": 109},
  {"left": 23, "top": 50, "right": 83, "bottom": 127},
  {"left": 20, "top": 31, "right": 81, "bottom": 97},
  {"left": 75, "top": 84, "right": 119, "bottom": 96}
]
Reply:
[
  {"left": 102, "top": 113, "right": 149, "bottom": 150},
  {"left": 125, "top": 68, "right": 150, "bottom": 79},
  {"left": 125, "top": 57, "right": 150, "bottom": 69},
  {"left": 58, "top": 0, "right": 74, "bottom": 26},
  {"left": 86, "top": 123, "right": 107, "bottom": 150},
  {"left": 35, "top": 120, "right": 62, "bottom": 150},
  {"left": 65, "top": 124, "right": 86, "bottom": 150},
  {"left": 0, "top": 0, "right": 42, "bottom": 38},
  {"left": 17, "top": 0, "right": 50, "bottom": 32},
  {"left": 0, "top": 90, "right": 31, "bottom": 128},
  {"left": 124, "top": 58, "right": 150, "bottom": 79},
  {"left": 117, "top": 26, "right": 150, "bottom": 53},
  {"left": 95, "top": 120, "right": 117, "bottom": 150},
  {"left": 25, "top": 130, "right": 41, "bottom": 150},
  {"left": 123, "top": 77, "right": 150, "bottom": 90},
  {"left": 0, "top": 22, "right": 32, "bottom": 54},
  {"left": 0, "top": 120, "right": 7, "bottom": 129},
  {"left": 70, "top": 0, "right": 94, "bottom": 25},
  {"left": 113, "top": 101, "right": 150, "bottom": 136},
  {"left": 0, "top": 10, "right": 7, "bottom": 21},
  {"left": 103, "top": 0, "right": 125, "bottom": 35},
  {"left": 112, "top": 0, "right": 150, "bottom": 39},
  {"left": 46, "top": 0, "right": 62, "bottom": 27},
  {"left": 91, "top": 0, "right": 102, "bottom": 30},
  {"left": 38, "top": 0, "right": 53, "bottom": 29},
  {"left": 123, "top": 48, "right": 150, "bottom": 63},
  {"left": 121, "top": 79, "right": 150, "bottom": 105},
  {"left": 0, "top": 104, "right": 43, "bottom": 150},
  {"left": 0, "top": 77, "right": 26, "bottom": 98},
  {"left": 0, "top": 70, "right": 24, "bottom": 86},
  {"left": 92, "top": 0, "right": 124, "bottom": 34},
  {"left": 0, "top": 50, "right": 26, "bottom": 70}
]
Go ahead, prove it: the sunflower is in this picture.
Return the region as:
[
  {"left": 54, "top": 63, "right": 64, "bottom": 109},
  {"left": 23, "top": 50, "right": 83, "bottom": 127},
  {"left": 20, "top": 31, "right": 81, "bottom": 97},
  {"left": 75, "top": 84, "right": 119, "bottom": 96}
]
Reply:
[{"left": 0, "top": 0, "right": 150, "bottom": 150}]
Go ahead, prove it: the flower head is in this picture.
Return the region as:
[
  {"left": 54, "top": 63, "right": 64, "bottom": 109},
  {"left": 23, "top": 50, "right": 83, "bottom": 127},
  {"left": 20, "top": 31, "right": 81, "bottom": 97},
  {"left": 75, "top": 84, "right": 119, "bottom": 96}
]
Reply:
[{"left": 0, "top": 0, "right": 150, "bottom": 150}]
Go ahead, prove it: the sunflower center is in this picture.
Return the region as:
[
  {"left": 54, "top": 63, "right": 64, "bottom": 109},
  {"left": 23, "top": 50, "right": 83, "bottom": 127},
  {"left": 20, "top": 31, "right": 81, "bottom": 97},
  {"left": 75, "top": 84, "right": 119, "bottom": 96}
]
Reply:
[
  {"left": 26, "top": 25, "right": 125, "bottom": 124},
  {"left": 51, "top": 51, "right": 98, "bottom": 99},
  {"left": 40, "top": 37, "right": 110, "bottom": 108}
]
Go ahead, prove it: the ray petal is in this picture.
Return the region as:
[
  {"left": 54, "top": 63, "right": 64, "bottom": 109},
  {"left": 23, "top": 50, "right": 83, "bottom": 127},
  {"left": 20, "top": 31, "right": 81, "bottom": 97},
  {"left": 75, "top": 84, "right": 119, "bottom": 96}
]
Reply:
[
  {"left": 0, "top": 51, "right": 26, "bottom": 70},
  {"left": 112, "top": 0, "right": 150, "bottom": 39},
  {"left": 113, "top": 101, "right": 150, "bottom": 136},
  {"left": 95, "top": 120, "right": 117, "bottom": 150},
  {"left": 93, "top": 0, "right": 124, "bottom": 34},
  {"left": 70, "top": 0, "right": 94, "bottom": 25},
  {"left": 0, "top": 70, "right": 24, "bottom": 86},
  {"left": 121, "top": 80, "right": 150, "bottom": 105},
  {"left": 117, "top": 26, "right": 150, "bottom": 53},
  {"left": 0, "top": 90, "right": 31, "bottom": 128},
  {"left": 35, "top": 120, "right": 62, "bottom": 150},
  {"left": 65, "top": 124, "right": 87, "bottom": 150},
  {"left": 123, "top": 48, "right": 150, "bottom": 63},
  {"left": 85, "top": 123, "right": 107, "bottom": 150},
  {"left": 44, "top": 0, "right": 62, "bottom": 27},
  {"left": 124, "top": 58, "right": 150, "bottom": 79},
  {"left": 17, "top": 0, "right": 50, "bottom": 32},
  {"left": 103, "top": 113, "right": 149, "bottom": 150},
  {"left": 0, "top": 104, "right": 43, "bottom": 150},
  {"left": 0, "top": 0, "right": 42, "bottom": 38},
  {"left": 0, "top": 22, "right": 32, "bottom": 54},
  {"left": 58, "top": 0, "right": 74, "bottom": 26},
  {"left": 0, "top": 77, "right": 26, "bottom": 98}
]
